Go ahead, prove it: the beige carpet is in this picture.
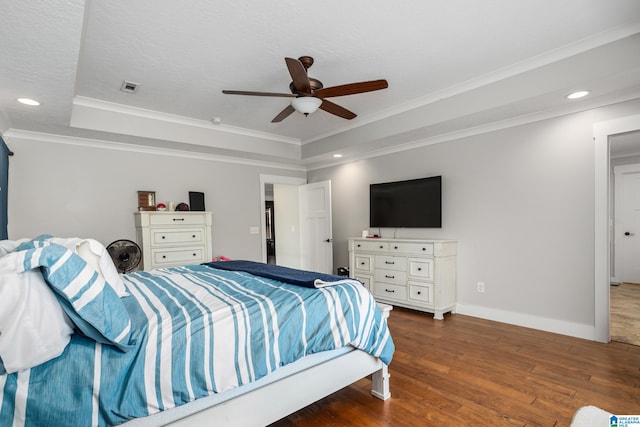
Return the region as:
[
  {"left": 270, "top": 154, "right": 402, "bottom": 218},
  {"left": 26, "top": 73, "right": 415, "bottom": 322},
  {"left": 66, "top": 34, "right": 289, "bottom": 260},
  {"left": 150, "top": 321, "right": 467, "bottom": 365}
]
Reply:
[{"left": 610, "top": 282, "right": 640, "bottom": 346}]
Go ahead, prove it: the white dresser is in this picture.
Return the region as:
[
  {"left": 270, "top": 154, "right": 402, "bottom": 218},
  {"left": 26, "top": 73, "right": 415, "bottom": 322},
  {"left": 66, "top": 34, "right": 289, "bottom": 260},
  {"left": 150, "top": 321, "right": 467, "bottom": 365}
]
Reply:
[
  {"left": 348, "top": 237, "right": 456, "bottom": 319},
  {"left": 134, "top": 211, "right": 213, "bottom": 270}
]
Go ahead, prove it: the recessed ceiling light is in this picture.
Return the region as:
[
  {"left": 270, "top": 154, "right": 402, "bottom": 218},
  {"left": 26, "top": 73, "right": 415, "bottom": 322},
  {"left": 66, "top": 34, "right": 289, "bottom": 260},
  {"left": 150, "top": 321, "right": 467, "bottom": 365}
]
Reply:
[
  {"left": 567, "top": 90, "right": 589, "bottom": 100},
  {"left": 17, "top": 98, "right": 40, "bottom": 106},
  {"left": 333, "top": 154, "right": 343, "bottom": 158}
]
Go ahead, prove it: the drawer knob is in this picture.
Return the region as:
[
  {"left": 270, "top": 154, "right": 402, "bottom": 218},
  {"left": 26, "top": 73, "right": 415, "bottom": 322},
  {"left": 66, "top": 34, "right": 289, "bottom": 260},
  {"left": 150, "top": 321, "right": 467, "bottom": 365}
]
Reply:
[
  {"left": 379, "top": 245, "right": 384, "bottom": 249},
  {"left": 385, "top": 261, "right": 394, "bottom": 264},
  {"left": 417, "top": 267, "right": 422, "bottom": 271},
  {"left": 161, "top": 236, "right": 166, "bottom": 239},
  {"left": 394, "top": 246, "right": 398, "bottom": 249},
  {"left": 422, "top": 247, "right": 426, "bottom": 251},
  {"left": 384, "top": 288, "right": 395, "bottom": 293},
  {"left": 193, "top": 253, "right": 196, "bottom": 257},
  {"left": 417, "top": 291, "right": 422, "bottom": 295},
  {"left": 173, "top": 218, "right": 185, "bottom": 222},
  {"left": 162, "top": 255, "right": 166, "bottom": 259},
  {"left": 357, "top": 244, "right": 361, "bottom": 247},
  {"left": 385, "top": 275, "right": 395, "bottom": 279},
  {"left": 192, "top": 235, "right": 196, "bottom": 238},
  {"left": 360, "top": 262, "right": 365, "bottom": 265}
]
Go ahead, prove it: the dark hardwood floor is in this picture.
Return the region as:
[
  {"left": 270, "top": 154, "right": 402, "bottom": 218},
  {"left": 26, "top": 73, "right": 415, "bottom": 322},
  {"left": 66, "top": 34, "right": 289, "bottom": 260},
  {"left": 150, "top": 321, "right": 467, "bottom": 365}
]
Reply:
[{"left": 270, "top": 307, "right": 640, "bottom": 426}]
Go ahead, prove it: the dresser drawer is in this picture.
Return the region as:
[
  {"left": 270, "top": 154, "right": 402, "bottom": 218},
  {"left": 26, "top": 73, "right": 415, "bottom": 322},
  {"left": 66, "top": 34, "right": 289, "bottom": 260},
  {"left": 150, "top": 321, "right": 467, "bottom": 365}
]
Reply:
[
  {"left": 151, "top": 228, "right": 205, "bottom": 246},
  {"left": 389, "top": 242, "right": 434, "bottom": 255},
  {"left": 152, "top": 247, "right": 205, "bottom": 266},
  {"left": 354, "top": 275, "right": 372, "bottom": 292},
  {"left": 408, "top": 258, "right": 434, "bottom": 280},
  {"left": 149, "top": 213, "right": 208, "bottom": 226},
  {"left": 375, "top": 269, "right": 406, "bottom": 285},
  {"left": 373, "top": 282, "right": 407, "bottom": 301},
  {"left": 353, "top": 240, "right": 389, "bottom": 252},
  {"left": 354, "top": 254, "right": 374, "bottom": 272},
  {"left": 375, "top": 255, "right": 406, "bottom": 271},
  {"left": 409, "top": 281, "right": 433, "bottom": 305}
]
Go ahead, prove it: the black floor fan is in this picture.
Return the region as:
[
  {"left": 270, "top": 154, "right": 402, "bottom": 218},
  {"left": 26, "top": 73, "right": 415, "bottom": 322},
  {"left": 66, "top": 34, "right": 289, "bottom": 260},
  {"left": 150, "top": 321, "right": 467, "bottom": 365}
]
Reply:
[{"left": 107, "top": 239, "right": 142, "bottom": 273}]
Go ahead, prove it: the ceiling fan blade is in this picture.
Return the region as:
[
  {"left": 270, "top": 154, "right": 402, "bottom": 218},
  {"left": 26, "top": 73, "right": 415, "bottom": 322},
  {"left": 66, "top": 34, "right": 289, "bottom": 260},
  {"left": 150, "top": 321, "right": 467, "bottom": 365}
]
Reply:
[
  {"left": 320, "top": 99, "right": 357, "bottom": 120},
  {"left": 271, "top": 104, "right": 296, "bottom": 123},
  {"left": 222, "top": 90, "right": 296, "bottom": 98},
  {"left": 285, "top": 57, "right": 311, "bottom": 94},
  {"left": 315, "top": 79, "right": 388, "bottom": 98}
]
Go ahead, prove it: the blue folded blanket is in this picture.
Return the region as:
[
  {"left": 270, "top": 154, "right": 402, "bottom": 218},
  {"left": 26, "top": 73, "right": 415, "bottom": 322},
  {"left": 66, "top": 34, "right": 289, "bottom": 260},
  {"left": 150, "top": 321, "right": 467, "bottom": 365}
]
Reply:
[{"left": 203, "top": 260, "right": 359, "bottom": 288}]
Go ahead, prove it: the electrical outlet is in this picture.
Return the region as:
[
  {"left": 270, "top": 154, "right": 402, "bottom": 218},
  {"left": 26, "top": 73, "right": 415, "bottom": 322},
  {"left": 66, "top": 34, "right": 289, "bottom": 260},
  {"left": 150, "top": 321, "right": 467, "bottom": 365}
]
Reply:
[
  {"left": 477, "top": 282, "right": 485, "bottom": 293},
  {"left": 249, "top": 226, "right": 259, "bottom": 234}
]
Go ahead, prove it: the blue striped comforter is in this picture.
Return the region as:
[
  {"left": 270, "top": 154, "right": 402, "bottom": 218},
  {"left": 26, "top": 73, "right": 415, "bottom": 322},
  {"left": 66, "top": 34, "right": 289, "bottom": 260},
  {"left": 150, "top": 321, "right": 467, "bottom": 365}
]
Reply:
[{"left": 0, "top": 264, "right": 394, "bottom": 426}]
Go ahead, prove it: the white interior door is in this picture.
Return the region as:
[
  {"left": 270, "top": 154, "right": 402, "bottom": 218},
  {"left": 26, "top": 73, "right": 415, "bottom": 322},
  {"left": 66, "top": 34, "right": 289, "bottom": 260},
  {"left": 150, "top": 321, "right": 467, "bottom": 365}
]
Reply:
[
  {"left": 614, "top": 164, "right": 640, "bottom": 284},
  {"left": 260, "top": 174, "right": 306, "bottom": 265},
  {"left": 299, "top": 181, "right": 333, "bottom": 274},
  {"left": 273, "top": 183, "right": 301, "bottom": 268}
]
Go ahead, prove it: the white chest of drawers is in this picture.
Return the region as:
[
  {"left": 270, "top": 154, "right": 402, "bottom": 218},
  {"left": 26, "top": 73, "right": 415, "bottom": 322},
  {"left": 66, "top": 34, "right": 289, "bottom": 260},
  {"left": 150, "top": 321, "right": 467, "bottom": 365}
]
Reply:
[
  {"left": 134, "top": 211, "right": 213, "bottom": 270},
  {"left": 348, "top": 237, "right": 456, "bottom": 319}
]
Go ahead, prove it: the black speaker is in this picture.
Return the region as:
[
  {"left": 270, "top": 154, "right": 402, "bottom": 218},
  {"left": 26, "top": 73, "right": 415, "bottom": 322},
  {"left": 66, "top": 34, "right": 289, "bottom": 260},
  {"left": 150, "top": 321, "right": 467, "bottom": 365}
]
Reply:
[{"left": 189, "top": 192, "right": 205, "bottom": 211}]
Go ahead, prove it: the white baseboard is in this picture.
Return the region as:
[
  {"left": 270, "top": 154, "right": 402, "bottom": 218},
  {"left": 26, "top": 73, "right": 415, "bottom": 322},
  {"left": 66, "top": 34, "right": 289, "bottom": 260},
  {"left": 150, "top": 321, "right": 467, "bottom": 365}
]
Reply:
[{"left": 455, "top": 303, "right": 597, "bottom": 341}]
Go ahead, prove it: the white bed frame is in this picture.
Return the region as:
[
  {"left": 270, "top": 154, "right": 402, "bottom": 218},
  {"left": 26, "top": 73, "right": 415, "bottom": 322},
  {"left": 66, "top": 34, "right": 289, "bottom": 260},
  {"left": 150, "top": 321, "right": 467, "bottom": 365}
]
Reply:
[
  {"left": 126, "top": 305, "right": 392, "bottom": 427},
  {"left": 171, "top": 349, "right": 389, "bottom": 427}
]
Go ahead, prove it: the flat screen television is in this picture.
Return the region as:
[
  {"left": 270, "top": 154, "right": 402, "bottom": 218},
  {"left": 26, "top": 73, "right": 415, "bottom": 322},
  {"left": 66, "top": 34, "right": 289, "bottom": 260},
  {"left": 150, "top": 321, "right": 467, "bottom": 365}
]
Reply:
[{"left": 369, "top": 176, "right": 442, "bottom": 228}]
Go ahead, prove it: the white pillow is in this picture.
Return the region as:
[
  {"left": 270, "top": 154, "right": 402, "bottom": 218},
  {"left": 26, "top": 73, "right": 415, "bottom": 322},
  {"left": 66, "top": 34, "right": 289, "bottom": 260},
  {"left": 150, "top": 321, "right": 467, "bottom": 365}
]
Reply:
[
  {"left": 50, "top": 237, "right": 129, "bottom": 298},
  {"left": 0, "top": 252, "right": 75, "bottom": 374},
  {"left": 0, "top": 238, "right": 29, "bottom": 258}
]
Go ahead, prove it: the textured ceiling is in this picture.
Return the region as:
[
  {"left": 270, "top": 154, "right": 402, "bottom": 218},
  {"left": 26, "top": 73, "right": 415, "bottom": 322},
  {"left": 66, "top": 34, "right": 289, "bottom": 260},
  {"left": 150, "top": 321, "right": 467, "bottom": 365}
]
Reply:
[{"left": 1, "top": 0, "right": 640, "bottom": 167}]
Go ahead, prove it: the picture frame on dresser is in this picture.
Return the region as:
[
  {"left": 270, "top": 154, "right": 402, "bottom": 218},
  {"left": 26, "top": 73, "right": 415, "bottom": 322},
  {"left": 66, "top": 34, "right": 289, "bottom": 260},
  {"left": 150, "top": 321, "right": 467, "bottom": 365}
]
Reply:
[
  {"left": 134, "top": 211, "right": 213, "bottom": 270},
  {"left": 348, "top": 237, "right": 457, "bottom": 319},
  {"left": 137, "top": 190, "right": 157, "bottom": 211}
]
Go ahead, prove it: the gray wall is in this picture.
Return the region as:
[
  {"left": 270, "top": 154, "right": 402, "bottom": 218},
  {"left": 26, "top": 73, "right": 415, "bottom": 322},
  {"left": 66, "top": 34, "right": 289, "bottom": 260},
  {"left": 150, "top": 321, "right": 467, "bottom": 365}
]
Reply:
[
  {"left": 6, "top": 136, "right": 304, "bottom": 261},
  {"left": 308, "top": 98, "right": 640, "bottom": 336}
]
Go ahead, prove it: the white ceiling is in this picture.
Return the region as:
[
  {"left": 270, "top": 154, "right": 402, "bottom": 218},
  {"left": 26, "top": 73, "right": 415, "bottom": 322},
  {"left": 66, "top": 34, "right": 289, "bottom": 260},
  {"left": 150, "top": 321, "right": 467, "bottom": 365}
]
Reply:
[{"left": 2, "top": 0, "right": 640, "bottom": 168}]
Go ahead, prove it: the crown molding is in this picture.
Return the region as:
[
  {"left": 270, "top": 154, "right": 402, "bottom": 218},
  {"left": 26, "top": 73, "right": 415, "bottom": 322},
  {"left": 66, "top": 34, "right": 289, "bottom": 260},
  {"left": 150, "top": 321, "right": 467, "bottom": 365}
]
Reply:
[
  {"left": 72, "top": 96, "right": 302, "bottom": 146},
  {"left": 305, "top": 90, "right": 640, "bottom": 171},
  {"left": 303, "top": 25, "right": 640, "bottom": 145},
  {"left": 3, "top": 129, "right": 306, "bottom": 172}
]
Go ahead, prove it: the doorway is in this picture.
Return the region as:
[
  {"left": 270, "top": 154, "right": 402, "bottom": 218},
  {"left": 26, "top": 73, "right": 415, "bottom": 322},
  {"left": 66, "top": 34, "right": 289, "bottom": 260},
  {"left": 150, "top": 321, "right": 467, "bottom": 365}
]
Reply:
[
  {"left": 265, "top": 196, "right": 276, "bottom": 264},
  {"left": 259, "top": 175, "right": 306, "bottom": 267},
  {"left": 259, "top": 175, "right": 334, "bottom": 274},
  {"left": 594, "top": 115, "right": 640, "bottom": 343},
  {"left": 613, "top": 161, "right": 640, "bottom": 284},
  {"left": 609, "top": 132, "right": 640, "bottom": 346}
]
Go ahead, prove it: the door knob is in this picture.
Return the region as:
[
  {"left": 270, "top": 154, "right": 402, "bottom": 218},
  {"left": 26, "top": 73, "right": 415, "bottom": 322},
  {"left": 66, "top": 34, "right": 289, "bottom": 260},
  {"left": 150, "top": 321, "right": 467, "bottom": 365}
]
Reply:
[
  {"left": 324, "top": 238, "right": 333, "bottom": 243},
  {"left": 625, "top": 232, "right": 631, "bottom": 236}
]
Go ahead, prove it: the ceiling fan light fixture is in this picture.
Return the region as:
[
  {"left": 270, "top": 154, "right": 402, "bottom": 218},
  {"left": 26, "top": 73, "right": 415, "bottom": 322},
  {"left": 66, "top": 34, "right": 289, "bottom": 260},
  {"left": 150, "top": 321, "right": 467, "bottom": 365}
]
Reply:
[{"left": 291, "top": 97, "right": 322, "bottom": 116}]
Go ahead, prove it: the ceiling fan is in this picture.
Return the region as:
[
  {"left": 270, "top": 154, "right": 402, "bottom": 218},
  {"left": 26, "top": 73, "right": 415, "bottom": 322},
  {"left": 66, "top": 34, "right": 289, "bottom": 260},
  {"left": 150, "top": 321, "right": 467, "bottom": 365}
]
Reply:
[{"left": 222, "top": 56, "right": 388, "bottom": 123}]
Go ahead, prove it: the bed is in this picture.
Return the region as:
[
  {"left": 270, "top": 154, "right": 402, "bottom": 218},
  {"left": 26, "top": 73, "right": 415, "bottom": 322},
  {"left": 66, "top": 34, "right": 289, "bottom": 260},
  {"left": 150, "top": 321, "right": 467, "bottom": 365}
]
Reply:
[{"left": 0, "top": 236, "right": 394, "bottom": 426}]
